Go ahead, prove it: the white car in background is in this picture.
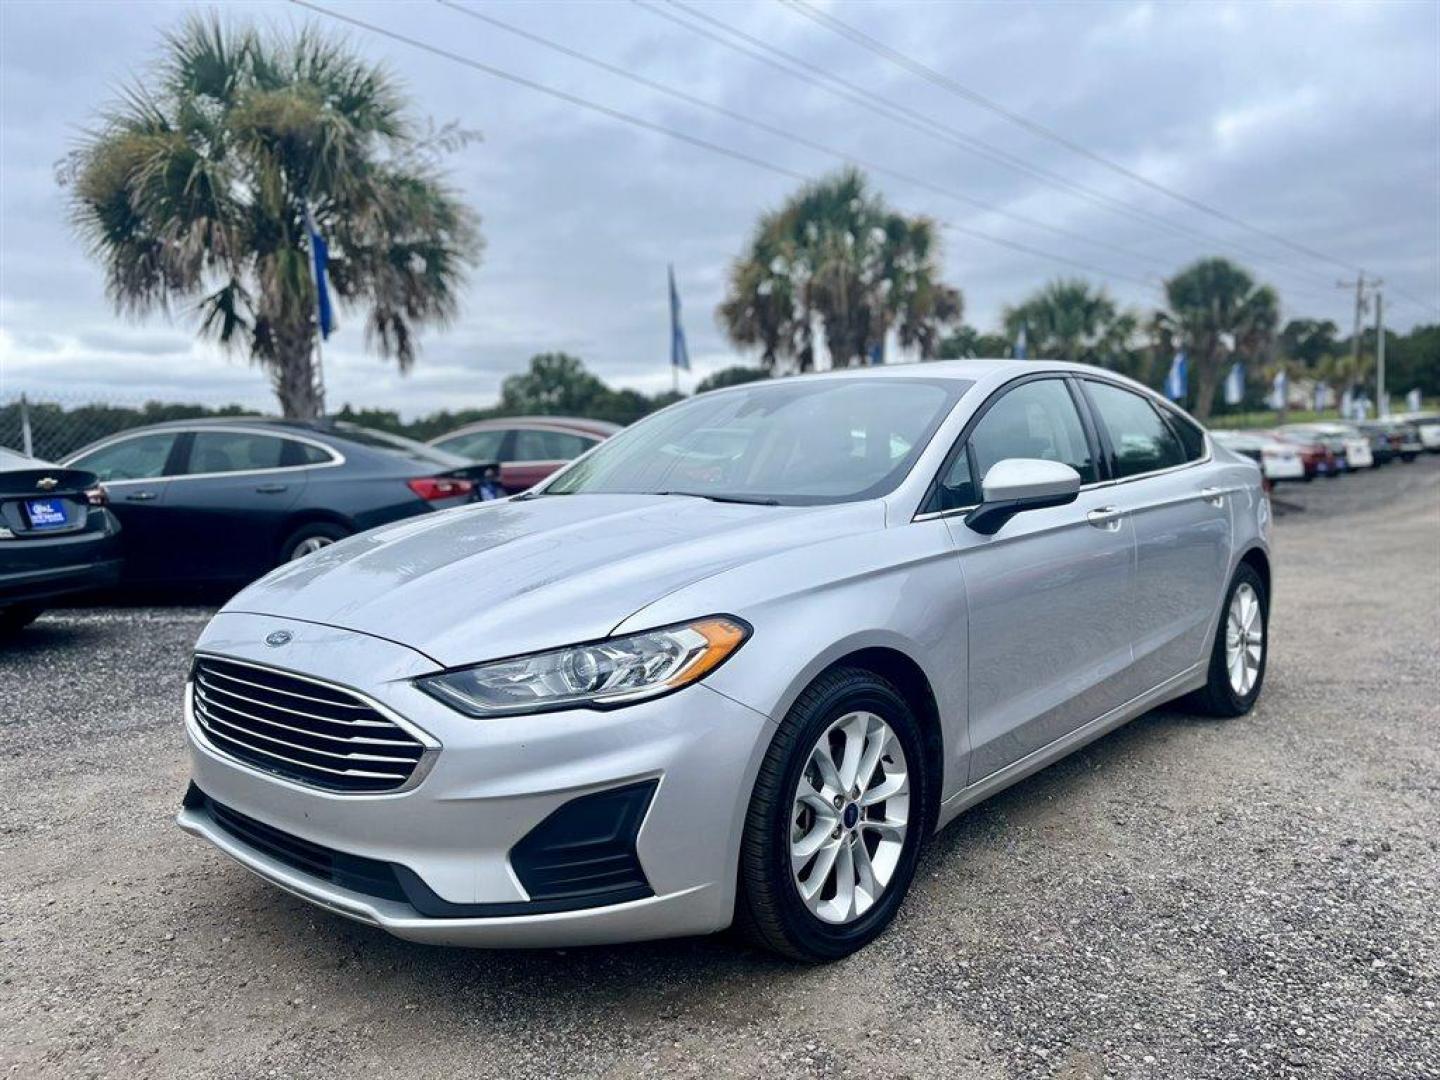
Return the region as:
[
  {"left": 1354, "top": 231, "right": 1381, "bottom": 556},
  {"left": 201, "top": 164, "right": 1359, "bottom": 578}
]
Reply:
[
  {"left": 1396, "top": 412, "right": 1440, "bottom": 453},
  {"left": 1280, "top": 423, "right": 1374, "bottom": 471},
  {"left": 1211, "top": 431, "right": 1306, "bottom": 482}
]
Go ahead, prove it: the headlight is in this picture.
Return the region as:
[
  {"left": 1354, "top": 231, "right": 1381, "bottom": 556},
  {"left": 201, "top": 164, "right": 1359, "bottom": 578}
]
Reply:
[{"left": 415, "top": 616, "right": 750, "bottom": 717}]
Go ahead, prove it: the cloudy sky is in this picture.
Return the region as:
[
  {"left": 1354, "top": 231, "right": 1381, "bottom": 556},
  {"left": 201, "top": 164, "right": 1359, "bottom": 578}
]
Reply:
[{"left": 1, "top": 0, "right": 1436, "bottom": 417}]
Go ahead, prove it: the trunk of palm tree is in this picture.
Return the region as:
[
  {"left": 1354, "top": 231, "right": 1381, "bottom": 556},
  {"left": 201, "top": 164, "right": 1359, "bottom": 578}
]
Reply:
[
  {"left": 271, "top": 323, "right": 322, "bottom": 419},
  {"left": 1192, "top": 347, "right": 1224, "bottom": 422}
]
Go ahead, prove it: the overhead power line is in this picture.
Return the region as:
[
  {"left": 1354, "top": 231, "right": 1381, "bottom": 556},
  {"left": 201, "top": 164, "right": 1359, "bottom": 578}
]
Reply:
[
  {"left": 641, "top": 0, "right": 1343, "bottom": 299},
  {"left": 779, "top": 0, "right": 1369, "bottom": 281},
  {"left": 435, "top": 0, "right": 1163, "bottom": 270},
  {"left": 289, "top": 0, "right": 1161, "bottom": 293}
]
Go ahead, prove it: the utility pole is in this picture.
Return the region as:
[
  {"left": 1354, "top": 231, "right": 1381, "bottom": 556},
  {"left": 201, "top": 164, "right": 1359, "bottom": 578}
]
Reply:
[
  {"left": 1374, "top": 290, "right": 1386, "bottom": 417},
  {"left": 1337, "top": 275, "right": 1380, "bottom": 418}
]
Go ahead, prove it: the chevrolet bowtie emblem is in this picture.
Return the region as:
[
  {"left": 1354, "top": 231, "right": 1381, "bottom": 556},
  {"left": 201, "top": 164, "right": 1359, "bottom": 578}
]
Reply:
[{"left": 35, "top": 477, "right": 60, "bottom": 491}]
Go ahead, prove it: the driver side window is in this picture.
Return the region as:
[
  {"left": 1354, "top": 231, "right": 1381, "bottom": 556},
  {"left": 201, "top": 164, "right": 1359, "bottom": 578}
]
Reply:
[
  {"left": 931, "top": 379, "right": 1094, "bottom": 513},
  {"left": 970, "top": 379, "right": 1095, "bottom": 485}
]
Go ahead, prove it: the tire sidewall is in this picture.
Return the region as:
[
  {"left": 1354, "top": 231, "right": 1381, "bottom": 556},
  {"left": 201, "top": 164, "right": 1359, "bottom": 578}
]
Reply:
[
  {"left": 280, "top": 523, "right": 349, "bottom": 565},
  {"left": 758, "top": 675, "right": 930, "bottom": 961},
  {"left": 1210, "top": 564, "right": 1269, "bottom": 714}
]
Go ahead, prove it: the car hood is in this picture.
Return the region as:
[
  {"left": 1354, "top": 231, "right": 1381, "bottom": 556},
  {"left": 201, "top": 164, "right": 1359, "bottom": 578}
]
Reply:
[{"left": 224, "top": 493, "right": 883, "bottom": 667}]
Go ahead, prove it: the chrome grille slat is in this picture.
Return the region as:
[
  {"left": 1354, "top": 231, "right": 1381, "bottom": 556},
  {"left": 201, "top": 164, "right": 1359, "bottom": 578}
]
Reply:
[
  {"left": 194, "top": 700, "right": 421, "bottom": 766},
  {"left": 195, "top": 677, "right": 403, "bottom": 734},
  {"left": 192, "top": 657, "right": 429, "bottom": 794},
  {"left": 199, "top": 723, "right": 409, "bottom": 784},
  {"left": 198, "top": 663, "right": 371, "bottom": 710}
]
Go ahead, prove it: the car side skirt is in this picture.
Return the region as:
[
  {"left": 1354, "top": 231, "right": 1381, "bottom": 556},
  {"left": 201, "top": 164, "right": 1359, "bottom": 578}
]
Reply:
[{"left": 936, "top": 662, "right": 1207, "bottom": 831}]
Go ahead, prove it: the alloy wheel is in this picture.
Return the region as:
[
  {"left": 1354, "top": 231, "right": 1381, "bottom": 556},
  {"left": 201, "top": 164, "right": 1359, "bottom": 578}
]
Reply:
[
  {"left": 789, "top": 710, "right": 910, "bottom": 925},
  {"left": 290, "top": 536, "right": 335, "bottom": 560},
  {"left": 1225, "top": 582, "right": 1264, "bottom": 696}
]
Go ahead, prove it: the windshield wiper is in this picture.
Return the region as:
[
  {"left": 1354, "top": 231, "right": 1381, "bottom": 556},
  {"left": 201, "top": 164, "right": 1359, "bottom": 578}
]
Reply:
[{"left": 655, "top": 491, "right": 781, "bottom": 506}]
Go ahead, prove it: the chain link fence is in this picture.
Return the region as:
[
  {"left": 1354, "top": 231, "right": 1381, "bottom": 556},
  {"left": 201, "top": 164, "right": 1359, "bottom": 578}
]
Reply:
[{"left": 0, "top": 391, "right": 263, "bottom": 462}]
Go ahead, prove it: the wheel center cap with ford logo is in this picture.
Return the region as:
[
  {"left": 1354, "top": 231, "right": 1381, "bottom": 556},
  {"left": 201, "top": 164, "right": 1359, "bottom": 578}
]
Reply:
[
  {"left": 842, "top": 803, "right": 860, "bottom": 830},
  {"left": 264, "top": 630, "right": 293, "bottom": 647}
]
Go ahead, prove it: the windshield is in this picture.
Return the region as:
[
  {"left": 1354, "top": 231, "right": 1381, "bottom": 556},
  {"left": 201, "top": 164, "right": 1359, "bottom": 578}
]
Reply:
[{"left": 542, "top": 376, "right": 969, "bottom": 505}]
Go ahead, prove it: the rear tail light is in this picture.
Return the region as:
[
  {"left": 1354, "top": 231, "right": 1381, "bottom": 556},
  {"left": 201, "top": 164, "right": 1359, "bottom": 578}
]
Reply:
[
  {"left": 407, "top": 477, "right": 475, "bottom": 502},
  {"left": 84, "top": 485, "right": 109, "bottom": 506}
]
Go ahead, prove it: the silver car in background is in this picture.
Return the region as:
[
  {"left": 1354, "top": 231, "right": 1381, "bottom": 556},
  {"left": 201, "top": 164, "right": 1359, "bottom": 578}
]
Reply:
[{"left": 177, "top": 360, "right": 1271, "bottom": 961}]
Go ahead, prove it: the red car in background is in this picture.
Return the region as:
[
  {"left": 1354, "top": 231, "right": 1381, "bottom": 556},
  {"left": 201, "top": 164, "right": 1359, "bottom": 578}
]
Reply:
[
  {"left": 427, "top": 416, "right": 620, "bottom": 494},
  {"left": 1266, "top": 429, "right": 1340, "bottom": 480}
]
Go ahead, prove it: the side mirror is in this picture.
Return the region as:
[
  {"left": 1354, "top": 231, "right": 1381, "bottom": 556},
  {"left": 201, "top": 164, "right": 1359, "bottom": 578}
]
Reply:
[{"left": 964, "top": 458, "right": 1081, "bottom": 535}]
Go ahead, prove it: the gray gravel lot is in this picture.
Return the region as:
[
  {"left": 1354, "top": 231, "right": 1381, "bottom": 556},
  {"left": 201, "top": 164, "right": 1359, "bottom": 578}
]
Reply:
[{"left": 2, "top": 458, "right": 1437, "bottom": 1080}]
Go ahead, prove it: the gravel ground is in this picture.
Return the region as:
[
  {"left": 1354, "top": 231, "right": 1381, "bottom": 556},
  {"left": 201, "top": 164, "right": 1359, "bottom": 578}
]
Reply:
[{"left": 2, "top": 458, "right": 1437, "bottom": 1080}]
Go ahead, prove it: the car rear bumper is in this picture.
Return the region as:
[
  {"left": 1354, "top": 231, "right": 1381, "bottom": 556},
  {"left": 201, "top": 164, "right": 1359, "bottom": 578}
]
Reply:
[
  {"left": 177, "top": 611, "right": 775, "bottom": 947},
  {"left": 0, "top": 536, "right": 122, "bottom": 607},
  {"left": 1262, "top": 457, "right": 1306, "bottom": 481}
]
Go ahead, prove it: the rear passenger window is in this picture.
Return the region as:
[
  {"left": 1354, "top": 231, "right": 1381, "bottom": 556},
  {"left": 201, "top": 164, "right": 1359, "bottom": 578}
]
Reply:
[
  {"left": 1085, "top": 382, "right": 1187, "bottom": 478},
  {"left": 513, "top": 429, "right": 594, "bottom": 462},
  {"left": 187, "top": 432, "right": 286, "bottom": 474},
  {"left": 969, "top": 379, "right": 1097, "bottom": 486},
  {"left": 291, "top": 441, "right": 335, "bottom": 466},
  {"left": 1163, "top": 408, "right": 1206, "bottom": 461}
]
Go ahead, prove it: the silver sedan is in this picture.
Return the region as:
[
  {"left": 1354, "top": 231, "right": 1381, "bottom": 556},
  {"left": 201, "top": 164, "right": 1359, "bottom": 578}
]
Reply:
[{"left": 177, "top": 360, "right": 1271, "bottom": 961}]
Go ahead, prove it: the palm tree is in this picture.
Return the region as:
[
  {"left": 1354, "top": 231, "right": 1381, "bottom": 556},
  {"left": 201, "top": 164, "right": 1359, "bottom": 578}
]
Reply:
[
  {"left": 1279, "top": 318, "right": 1340, "bottom": 369},
  {"left": 1001, "top": 278, "right": 1138, "bottom": 366},
  {"left": 1155, "top": 258, "right": 1279, "bottom": 421},
  {"left": 718, "top": 168, "right": 962, "bottom": 370},
  {"left": 64, "top": 16, "right": 482, "bottom": 418}
]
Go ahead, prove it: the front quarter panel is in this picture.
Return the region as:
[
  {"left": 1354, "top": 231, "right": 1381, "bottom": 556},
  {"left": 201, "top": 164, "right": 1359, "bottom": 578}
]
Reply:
[{"left": 614, "top": 515, "right": 971, "bottom": 803}]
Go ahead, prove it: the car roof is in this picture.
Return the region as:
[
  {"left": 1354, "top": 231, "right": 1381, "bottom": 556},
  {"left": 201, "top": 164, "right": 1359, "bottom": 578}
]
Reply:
[{"left": 431, "top": 415, "right": 623, "bottom": 442}]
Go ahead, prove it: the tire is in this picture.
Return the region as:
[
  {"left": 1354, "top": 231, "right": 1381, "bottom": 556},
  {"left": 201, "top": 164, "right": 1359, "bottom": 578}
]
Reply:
[
  {"left": 1401, "top": 453, "right": 1417, "bottom": 464},
  {"left": 1185, "top": 563, "right": 1268, "bottom": 718},
  {"left": 735, "top": 667, "right": 932, "bottom": 962},
  {"left": 0, "top": 605, "right": 43, "bottom": 636},
  {"left": 279, "top": 522, "right": 351, "bottom": 565}
]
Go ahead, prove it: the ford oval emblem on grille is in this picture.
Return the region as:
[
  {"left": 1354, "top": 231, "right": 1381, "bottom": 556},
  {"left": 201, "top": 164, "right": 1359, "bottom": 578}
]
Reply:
[
  {"left": 36, "top": 476, "right": 60, "bottom": 491},
  {"left": 264, "top": 630, "right": 293, "bottom": 647}
]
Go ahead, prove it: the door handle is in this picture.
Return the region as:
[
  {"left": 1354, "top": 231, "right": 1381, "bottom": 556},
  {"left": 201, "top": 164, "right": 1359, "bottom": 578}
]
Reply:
[
  {"left": 1200, "top": 486, "right": 1225, "bottom": 507},
  {"left": 1086, "top": 506, "right": 1122, "bottom": 530},
  {"left": 254, "top": 483, "right": 289, "bottom": 494},
  {"left": 124, "top": 491, "right": 158, "bottom": 502}
]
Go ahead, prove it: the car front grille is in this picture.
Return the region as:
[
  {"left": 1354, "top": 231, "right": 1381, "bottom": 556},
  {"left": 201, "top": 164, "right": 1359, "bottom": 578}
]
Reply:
[{"left": 191, "top": 656, "right": 431, "bottom": 794}]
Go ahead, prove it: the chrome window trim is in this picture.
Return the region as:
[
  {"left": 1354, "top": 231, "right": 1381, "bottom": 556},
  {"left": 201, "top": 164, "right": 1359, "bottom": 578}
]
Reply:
[
  {"left": 187, "top": 651, "right": 442, "bottom": 798},
  {"left": 66, "top": 425, "right": 346, "bottom": 486}
]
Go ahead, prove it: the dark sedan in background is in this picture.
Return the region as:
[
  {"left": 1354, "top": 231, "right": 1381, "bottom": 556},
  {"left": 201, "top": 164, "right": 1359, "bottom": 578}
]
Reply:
[
  {"left": 427, "top": 415, "right": 619, "bottom": 493},
  {"left": 62, "top": 419, "right": 485, "bottom": 587},
  {"left": 1, "top": 448, "right": 122, "bottom": 633}
]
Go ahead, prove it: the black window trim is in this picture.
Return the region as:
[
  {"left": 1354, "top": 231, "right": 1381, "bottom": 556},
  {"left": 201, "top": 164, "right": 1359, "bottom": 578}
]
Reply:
[{"left": 915, "top": 372, "right": 1105, "bottom": 520}]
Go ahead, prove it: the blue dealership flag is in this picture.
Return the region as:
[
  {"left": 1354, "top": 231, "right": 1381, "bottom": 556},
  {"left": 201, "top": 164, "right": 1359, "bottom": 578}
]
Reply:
[
  {"left": 1223, "top": 361, "right": 1245, "bottom": 406},
  {"left": 305, "top": 206, "right": 335, "bottom": 340},
  {"left": 668, "top": 264, "right": 690, "bottom": 372},
  {"left": 1164, "top": 349, "right": 1188, "bottom": 401},
  {"left": 1268, "top": 369, "right": 1288, "bottom": 411},
  {"left": 1013, "top": 324, "right": 1027, "bottom": 360}
]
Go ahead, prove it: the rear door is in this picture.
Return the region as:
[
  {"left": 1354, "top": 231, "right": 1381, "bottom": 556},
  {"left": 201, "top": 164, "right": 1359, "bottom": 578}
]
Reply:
[
  {"left": 165, "top": 429, "right": 308, "bottom": 583},
  {"left": 933, "top": 376, "right": 1138, "bottom": 781},
  {"left": 1079, "top": 379, "right": 1231, "bottom": 693},
  {"left": 65, "top": 430, "right": 185, "bottom": 581}
]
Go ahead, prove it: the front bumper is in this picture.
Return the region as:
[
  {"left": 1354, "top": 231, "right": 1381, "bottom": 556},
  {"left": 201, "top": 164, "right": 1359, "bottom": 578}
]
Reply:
[{"left": 178, "top": 611, "right": 775, "bottom": 947}]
